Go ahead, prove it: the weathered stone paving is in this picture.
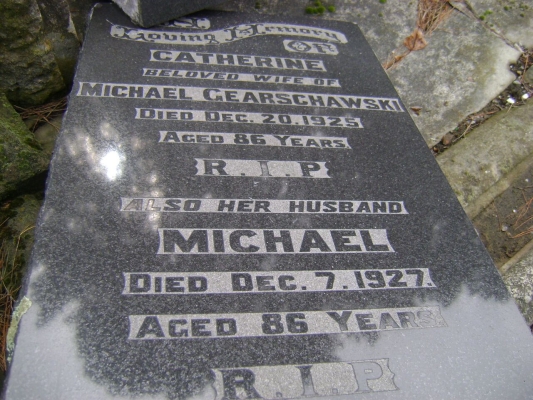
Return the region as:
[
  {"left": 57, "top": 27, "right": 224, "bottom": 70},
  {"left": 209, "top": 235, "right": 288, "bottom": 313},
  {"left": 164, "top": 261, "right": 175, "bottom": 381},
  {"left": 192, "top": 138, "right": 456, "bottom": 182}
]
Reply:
[
  {"left": 437, "top": 102, "right": 533, "bottom": 213},
  {"left": 468, "top": 0, "right": 533, "bottom": 48}
]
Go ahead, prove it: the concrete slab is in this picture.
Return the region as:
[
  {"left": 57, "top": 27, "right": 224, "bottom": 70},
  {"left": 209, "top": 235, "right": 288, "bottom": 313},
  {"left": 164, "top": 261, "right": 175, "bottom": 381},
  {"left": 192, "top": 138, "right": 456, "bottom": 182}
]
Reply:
[
  {"left": 387, "top": 10, "right": 520, "bottom": 146},
  {"left": 437, "top": 101, "right": 533, "bottom": 210},
  {"left": 503, "top": 242, "right": 533, "bottom": 326},
  {"left": 468, "top": 0, "right": 533, "bottom": 48},
  {"left": 326, "top": 0, "right": 418, "bottom": 63}
]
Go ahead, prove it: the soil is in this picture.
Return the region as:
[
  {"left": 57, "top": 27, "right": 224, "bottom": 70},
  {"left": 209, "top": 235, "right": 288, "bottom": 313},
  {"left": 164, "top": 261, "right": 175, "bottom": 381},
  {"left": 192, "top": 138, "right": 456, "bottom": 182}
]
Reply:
[{"left": 473, "top": 164, "right": 533, "bottom": 268}]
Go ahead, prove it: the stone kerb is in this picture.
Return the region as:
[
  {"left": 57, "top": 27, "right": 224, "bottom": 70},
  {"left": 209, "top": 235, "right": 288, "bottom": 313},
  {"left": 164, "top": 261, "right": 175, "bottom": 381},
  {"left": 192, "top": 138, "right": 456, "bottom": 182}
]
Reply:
[{"left": 437, "top": 101, "right": 533, "bottom": 216}]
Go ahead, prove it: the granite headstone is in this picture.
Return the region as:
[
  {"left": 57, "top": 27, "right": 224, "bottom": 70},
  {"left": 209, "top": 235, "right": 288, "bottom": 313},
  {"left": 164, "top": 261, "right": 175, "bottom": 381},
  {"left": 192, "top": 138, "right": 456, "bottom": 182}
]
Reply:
[
  {"left": 112, "top": 0, "right": 228, "bottom": 27},
  {"left": 4, "top": 3, "right": 533, "bottom": 399}
]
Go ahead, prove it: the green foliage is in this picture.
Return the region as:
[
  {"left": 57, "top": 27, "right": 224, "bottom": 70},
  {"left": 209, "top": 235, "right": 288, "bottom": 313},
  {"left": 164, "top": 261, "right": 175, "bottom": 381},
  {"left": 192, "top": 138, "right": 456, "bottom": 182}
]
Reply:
[
  {"left": 479, "top": 9, "right": 493, "bottom": 20},
  {"left": 379, "top": 0, "right": 387, "bottom": 4},
  {"left": 305, "top": 0, "right": 335, "bottom": 14}
]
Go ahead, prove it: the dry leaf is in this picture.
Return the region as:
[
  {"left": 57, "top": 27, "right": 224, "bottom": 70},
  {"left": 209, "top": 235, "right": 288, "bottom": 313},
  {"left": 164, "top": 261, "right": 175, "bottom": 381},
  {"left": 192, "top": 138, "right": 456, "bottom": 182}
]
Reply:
[
  {"left": 383, "top": 51, "right": 409, "bottom": 70},
  {"left": 404, "top": 28, "right": 427, "bottom": 51},
  {"left": 410, "top": 106, "right": 422, "bottom": 115}
]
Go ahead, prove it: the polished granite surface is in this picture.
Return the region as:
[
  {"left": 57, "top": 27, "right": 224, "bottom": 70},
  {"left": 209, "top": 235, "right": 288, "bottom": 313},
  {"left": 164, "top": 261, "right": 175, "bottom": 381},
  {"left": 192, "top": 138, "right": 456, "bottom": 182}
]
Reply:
[{"left": 4, "top": 4, "right": 533, "bottom": 399}]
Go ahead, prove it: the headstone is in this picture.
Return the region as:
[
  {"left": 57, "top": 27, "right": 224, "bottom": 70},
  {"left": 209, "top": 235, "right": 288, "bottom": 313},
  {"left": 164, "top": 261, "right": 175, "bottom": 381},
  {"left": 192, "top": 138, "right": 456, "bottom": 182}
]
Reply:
[
  {"left": 4, "top": 3, "right": 533, "bottom": 399},
  {"left": 112, "top": 0, "right": 227, "bottom": 27}
]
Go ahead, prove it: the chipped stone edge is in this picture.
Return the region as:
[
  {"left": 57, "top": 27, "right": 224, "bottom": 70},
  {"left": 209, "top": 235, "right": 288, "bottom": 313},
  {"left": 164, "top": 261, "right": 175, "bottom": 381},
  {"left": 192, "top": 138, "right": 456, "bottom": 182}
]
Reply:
[
  {"left": 6, "top": 296, "right": 32, "bottom": 366},
  {"left": 500, "top": 239, "right": 533, "bottom": 275},
  {"left": 111, "top": 0, "right": 142, "bottom": 25}
]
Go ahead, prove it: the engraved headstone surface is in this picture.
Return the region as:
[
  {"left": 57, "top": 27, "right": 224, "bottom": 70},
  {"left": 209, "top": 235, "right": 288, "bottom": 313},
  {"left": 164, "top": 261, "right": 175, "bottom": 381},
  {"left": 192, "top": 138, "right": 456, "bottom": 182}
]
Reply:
[
  {"left": 4, "top": 4, "right": 533, "bottom": 399},
  {"left": 112, "top": 0, "right": 227, "bottom": 27}
]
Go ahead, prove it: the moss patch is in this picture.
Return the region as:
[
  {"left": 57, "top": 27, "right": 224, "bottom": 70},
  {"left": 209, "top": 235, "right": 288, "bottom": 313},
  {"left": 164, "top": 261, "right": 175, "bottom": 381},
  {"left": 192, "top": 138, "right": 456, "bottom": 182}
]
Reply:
[
  {"left": 0, "top": 94, "right": 49, "bottom": 201},
  {"left": 306, "top": 0, "right": 336, "bottom": 14}
]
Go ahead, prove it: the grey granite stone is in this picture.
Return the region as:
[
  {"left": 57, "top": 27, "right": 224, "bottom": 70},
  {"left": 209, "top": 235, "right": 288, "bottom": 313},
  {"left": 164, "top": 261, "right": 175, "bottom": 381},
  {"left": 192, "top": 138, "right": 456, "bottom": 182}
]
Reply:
[
  {"left": 4, "top": 4, "right": 533, "bottom": 399},
  {"left": 503, "top": 246, "right": 533, "bottom": 326},
  {"left": 112, "top": 0, "right": 228, "bottom": 27}
]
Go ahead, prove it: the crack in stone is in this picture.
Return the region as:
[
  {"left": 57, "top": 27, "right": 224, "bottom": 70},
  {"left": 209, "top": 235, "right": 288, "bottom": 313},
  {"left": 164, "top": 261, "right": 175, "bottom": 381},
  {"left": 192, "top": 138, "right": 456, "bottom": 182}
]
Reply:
[{"left": 452, "top": 0, "right": 524, "bottom": 51}]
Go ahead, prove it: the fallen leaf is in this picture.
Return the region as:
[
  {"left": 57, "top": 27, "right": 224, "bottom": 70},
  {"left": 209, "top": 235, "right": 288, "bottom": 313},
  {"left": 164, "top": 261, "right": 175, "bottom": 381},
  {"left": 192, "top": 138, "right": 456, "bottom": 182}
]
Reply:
[
  {"left": 410, "top": 106, "right": 422, "bottom": 115},
  {"left": 442, "top": 133, "right": 454, "bottom": 146},
  {"left": 404, "top": 28, "right": 427, "bottom": 51}
]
